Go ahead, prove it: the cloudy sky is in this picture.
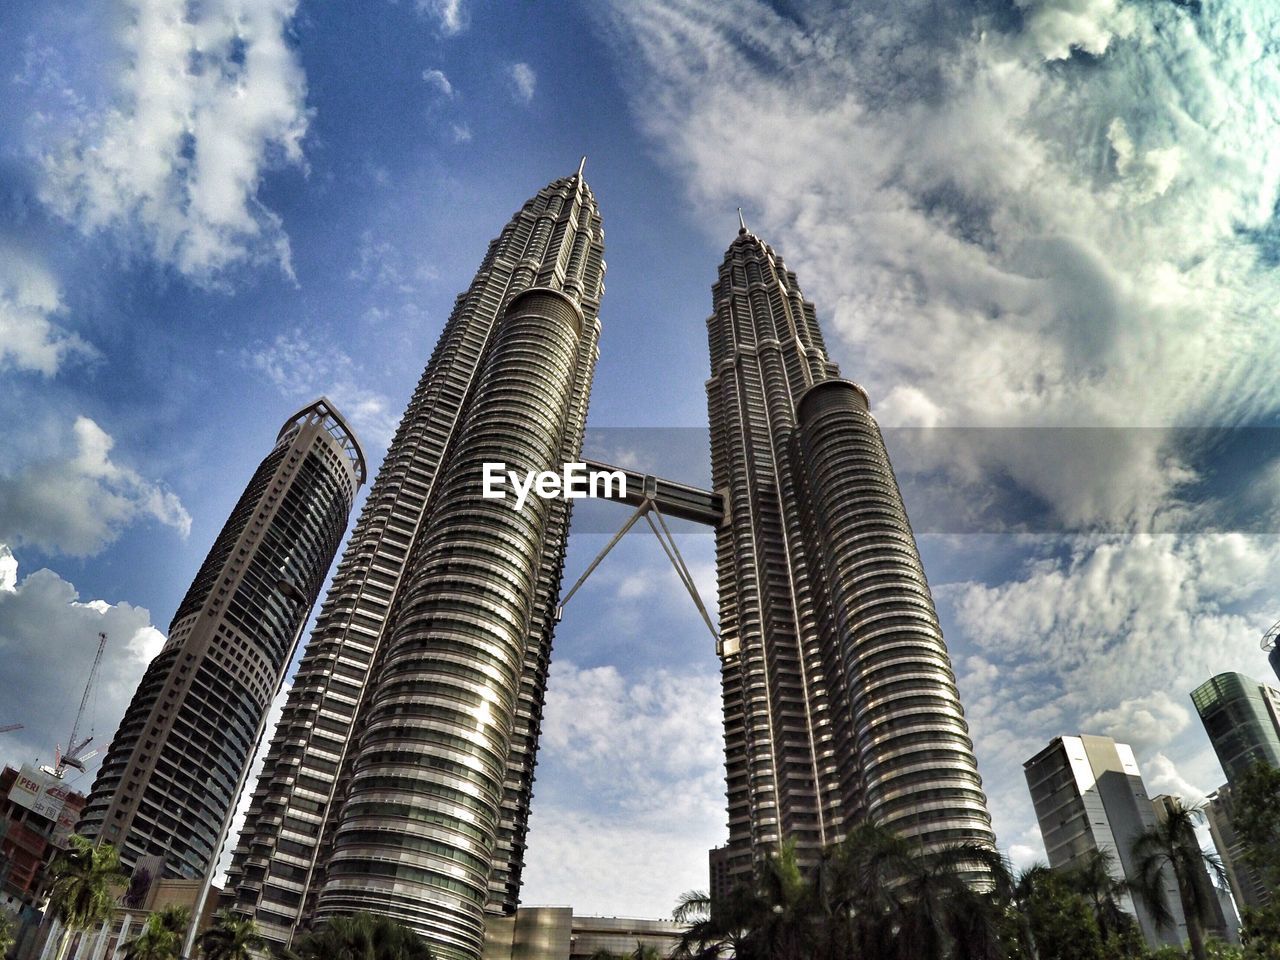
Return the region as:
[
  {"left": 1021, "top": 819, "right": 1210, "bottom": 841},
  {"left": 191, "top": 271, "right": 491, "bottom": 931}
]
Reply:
[{"left": 3, "top": 0, "right": 1280, "bottom": 921}]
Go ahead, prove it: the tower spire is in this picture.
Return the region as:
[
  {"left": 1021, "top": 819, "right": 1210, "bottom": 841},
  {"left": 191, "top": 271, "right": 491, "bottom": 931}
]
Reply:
[
  {"left": 577, "top": 155, "right": 587, "bottom": 178},
  {"left": 738, "top": 207, "right": 748, "bottom": 235}
]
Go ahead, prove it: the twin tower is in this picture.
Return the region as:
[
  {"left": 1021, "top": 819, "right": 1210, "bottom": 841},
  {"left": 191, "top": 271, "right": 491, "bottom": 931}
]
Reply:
[{"left": 89, "top": 169, "right": 995, "bottom": 960}]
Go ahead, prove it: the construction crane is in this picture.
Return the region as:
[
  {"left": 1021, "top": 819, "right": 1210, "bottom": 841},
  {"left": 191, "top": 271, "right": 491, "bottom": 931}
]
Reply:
[
  {"left": 0, "top": 723, "right": 22, "bottom": 734},
  {"left": 40, "top": 632, "right": 107, "bottom": 779}
]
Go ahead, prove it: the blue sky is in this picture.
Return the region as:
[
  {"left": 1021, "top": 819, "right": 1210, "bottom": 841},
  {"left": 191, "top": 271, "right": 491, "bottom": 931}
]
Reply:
[{"left": 3, "top": 0, "right": 1280, "bottom": 921}]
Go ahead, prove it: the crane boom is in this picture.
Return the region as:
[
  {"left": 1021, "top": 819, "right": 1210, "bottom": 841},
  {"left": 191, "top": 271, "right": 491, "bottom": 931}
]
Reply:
[
  {"left": 51, "top": 632, "right": 108, "bottom": 778},
  {"left": 0, "top": 723, "right": 22, "bottom": 734}
]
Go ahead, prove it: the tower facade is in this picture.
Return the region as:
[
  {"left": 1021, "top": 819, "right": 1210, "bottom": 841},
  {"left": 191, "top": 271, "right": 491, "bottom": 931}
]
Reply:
[
  {"left": 78, "top": 399, "right": 364, "bottom": 879},
  {"left": 1024, "top": 735, "right": 1185, "bottom": 949},
  {"left": 707, "top": 224, "right": 995, "bottom": 878},
  {"left": 222, "top": 171, "right": 604, "bottom": 958},
  {"left": 1193, "top": 672, "right": 1280, "bottom": 784},
  {"left": 222, "top": 186, "right": 994, "bottom": 960}
]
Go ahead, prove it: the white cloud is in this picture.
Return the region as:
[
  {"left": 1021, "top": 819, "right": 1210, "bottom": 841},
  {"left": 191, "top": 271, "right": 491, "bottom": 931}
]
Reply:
[
  {"left": 451, "top": 123, "right": 472, "bottom": 144},
  {"left": 247, "top": 328, "right": 398, "bottom": 449},
  {"left": 1083, "top": 691, "right": 1191, "bottom": 754},
  {"left": 946, "top": 533, "right": 1277, "bottom": 862},
  {"left": 1014, "top": 0, "right": 1138, "bottom": 61},
  {"left": 38, "top": 0, "right": 309, "bottom": 283},
  {"left": 597, "top": 0, "right": 1280, "bottom": 529},
  {"left": 0, "top": 244, "right": 94, "bottom": 376},
  {"left": 422, "top": 68, "right": 454, "bottom": 98},
  {"left": 508, "top": 63, "right": 537, "bottom": 103},
  {"left": 0, "top": 416, "right": 191, "bottom": 557},
  {"left": 1144, "top": 752, "right": 1209, "bottom": 805},
  {"left": 416, "top": 0, "right": 467, "bottom": 35},
  {"left": 523, "top": 661, "right": 725, "bottom": 916},
  {"left": 0, "top": 545, "right": 165, "bottom": 787},
  {"left": 348, "top": 229, "right": 418, "bottom": 293}
]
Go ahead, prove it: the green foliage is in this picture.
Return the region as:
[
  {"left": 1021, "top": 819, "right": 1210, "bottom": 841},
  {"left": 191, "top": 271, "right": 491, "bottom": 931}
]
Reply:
[
  {"left": 1234, "top": 761, "right": 1280, "bottom": 889},
  {"left": 45, "top": 836, "right": 127, "bottom": 935},
  {"left": 1014, "top": 866, "right": 1107, "bottom": 960},
  {"left": 0, "top": 913, "right": 15, "bottom": 958},
  {"left": 1129, "top": 798, "right": 1226, "bottom": 960},
  {"left": 672, "top": 828, "right": 1014, "bottom": 960},
  {"left": 1203, "top": 937, "right": 1245, "bottom": 960},
  {"left": 123, "top": 906, "right": 189, "bottom": 960},
  {"left": 1240, "top": 902, "right": 1280, "bottom": 960},
  {"left": 287, "top": 912, "right": 434, "bottom": 960},
  {"left": 198, "top": 910, "right": 264, "bottom": 960},
  {"left": 588, "top": 945, "right": 662, "bottom": 960}
]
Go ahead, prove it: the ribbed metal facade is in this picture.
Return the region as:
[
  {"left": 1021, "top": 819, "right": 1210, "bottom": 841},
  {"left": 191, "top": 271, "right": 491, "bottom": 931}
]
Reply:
[
  {"left": 222, "top": 172, "right": 603, "bottom": 958},
  {"left": 707, "top": 225, "right": 995, "bottom": 880},
  {"left": 78, "top": 399, "right": 364, "bottom": 880},
  {"left": 315, "top": 289, "right": 590, "bottom": 958}
]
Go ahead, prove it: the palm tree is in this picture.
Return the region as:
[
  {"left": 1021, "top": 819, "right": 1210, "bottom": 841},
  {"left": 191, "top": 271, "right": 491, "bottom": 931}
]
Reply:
[
  {"left": 123, "top": 906, "right": 188, "bottom": 960},
  {"left": 44, "top": 836, "right": 126, "bottom": 960},
  {"left": 673, "top": 841, "right": 820, "bottom": 960},
  {"left": 895, "top": 842, "right": 1012, "bottom": 960},
  {"left": 818, "top": 823, "right": 1012, "bottom": 960},
  {"left": 287, "top": 912, "right": 434, "bottom": 960},
  {"left": 1130, "top": 798, "right": 1226, "bottom": 960},
  {"left": 1012, "top": 864, "right": 1115, "bottom": 960},
  {"left": 671, "top": 886, "right": 760, "bottom": 959},
  {"left": 198, "top": 910, "right": 263, "bottom": 960},
  {"left": 1064, "top": 849, "right": 1141, "bottom": 952}
]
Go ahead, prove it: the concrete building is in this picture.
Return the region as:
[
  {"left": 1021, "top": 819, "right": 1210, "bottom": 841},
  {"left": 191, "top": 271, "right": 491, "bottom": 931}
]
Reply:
[
  {"left": 1205, "top": 782, "right": 1271, "bottom": 912},
  {"left": 707, "top": 846, "right": 731, "bottom": 906},
  {"left": 77, "top": 399, "right": 364, "bottom": 880},
  {"left": 1192, "top": 672, "right": 1280, "bottom": 785},
  {"left": 1024, "top": 735, "right": 1185, "bottom": 949},
  {"left": 0, "top": 765, "right": 85, "bottom": 902},
  {"left": 482, "top": 908, "right": 685, "bottom": 959}
]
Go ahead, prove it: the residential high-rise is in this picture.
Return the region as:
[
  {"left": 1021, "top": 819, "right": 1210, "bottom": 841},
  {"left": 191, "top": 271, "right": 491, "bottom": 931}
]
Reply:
[
  {"left": 1205, "top": 784, "right": 1271, "bottom": 912},
  {"left": 77, "top": 399, "right": 364, "bottom": 879},
  {"left": 222, "top": 169, "right": 604, "bottom": 958},
  {"left": 707, "top": 222, "right": 995, "bottom": 879},
  {"left": 1192, "top": 672, "right": 1280, "bottom": 784},
  {"left": 1024, "top": 735, "right": 1185, "bottom": 949}
]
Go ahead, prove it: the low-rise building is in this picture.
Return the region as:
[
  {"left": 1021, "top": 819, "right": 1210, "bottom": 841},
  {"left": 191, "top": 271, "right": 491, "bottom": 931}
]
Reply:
[{"left": 483, "top": 907, "right": 686, "bottom": 959}]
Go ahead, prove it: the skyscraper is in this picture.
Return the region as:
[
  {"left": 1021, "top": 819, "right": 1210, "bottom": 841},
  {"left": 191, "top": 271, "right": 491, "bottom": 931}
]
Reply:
[
  {"left": 222, "top": 169, "right": 604, "bottom": 958},
  {"left": 1024, "top": 735, "right": 1185, "bottom": 949},
  {"left": 78, "top": 399, "right": 364, "bottom": 879},
  {"left": 1192, "top": 672, "right": 1280, "bottom": 784},
  {"left": 1205, "top": 784, "right": 1271, "bottom": 913},
  {"left": 223, "top": 179, "right": 995, "bottom": 960},
  {"left": 1192, "top": 672, "right": 1280, "bottom": 910},
  {"left": 707, "top": 221, "right": 995, "bottom": 878}
]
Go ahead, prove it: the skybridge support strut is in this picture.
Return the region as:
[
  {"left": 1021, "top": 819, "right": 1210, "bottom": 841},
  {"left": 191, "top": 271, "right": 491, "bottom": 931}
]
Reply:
[{"left": 554, "top": 497, "right": 720, "bottom": 645}]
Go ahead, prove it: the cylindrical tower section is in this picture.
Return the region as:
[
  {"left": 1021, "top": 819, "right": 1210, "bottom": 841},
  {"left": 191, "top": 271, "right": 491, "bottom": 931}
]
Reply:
[
  {"left": 795, "top": 379, "right": 995, "bottom": 854},
  {"left": 314, "top": 289, "right": 584, "bottom": 960}
]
